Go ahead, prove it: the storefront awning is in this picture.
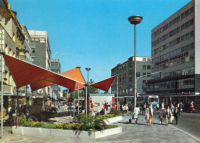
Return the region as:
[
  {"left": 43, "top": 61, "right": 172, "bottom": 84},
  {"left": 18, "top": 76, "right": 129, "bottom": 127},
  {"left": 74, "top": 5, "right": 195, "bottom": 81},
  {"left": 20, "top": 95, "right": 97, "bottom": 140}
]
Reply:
[{"left": 3, "top": 54, "right": 84, "bottom": 90}]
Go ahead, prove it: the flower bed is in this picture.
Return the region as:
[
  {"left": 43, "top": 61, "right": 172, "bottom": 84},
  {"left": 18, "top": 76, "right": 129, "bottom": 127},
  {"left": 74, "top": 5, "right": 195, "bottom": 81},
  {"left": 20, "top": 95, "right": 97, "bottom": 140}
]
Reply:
[
  {"left": 12, "top": 126, "right": 122, "bottom": 139},
  {"left": 11, "top": 113, "right": 122, "bottom": 139}
]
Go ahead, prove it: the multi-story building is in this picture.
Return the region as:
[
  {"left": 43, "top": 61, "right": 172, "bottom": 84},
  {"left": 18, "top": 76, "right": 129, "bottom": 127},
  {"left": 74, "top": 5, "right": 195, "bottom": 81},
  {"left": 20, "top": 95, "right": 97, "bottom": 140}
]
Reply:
[
  {"left": 28, "top": 30, "right": 52, "bottom": 97},
  {"left": 147, "top": 0, "right": 200, "bottom": 108},
  {"left": 21, "top": 25, "right": 32, "bottom": 63},
  {"left": 50, "top": 59, "right": 61, "bottom": 98},
  {"left": 0, "top": 2, "right": 28, "bottom": 112},
  {"left": 111, "top": 56, "right": 151, "bottom": 104}
]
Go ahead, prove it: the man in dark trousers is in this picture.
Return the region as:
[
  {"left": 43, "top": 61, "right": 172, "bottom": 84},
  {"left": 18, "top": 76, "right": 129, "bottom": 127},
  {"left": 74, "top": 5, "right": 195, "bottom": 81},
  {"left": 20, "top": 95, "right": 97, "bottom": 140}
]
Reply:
[{"left": 174, "top": 107, "right": 181, "bottom": 125}]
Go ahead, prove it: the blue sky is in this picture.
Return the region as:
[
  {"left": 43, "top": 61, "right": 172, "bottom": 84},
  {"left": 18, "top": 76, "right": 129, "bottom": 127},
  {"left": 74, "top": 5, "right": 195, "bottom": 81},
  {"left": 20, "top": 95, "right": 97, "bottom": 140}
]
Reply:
[{"left": 9, "top": 0, "right": 191, "bottom": 90}]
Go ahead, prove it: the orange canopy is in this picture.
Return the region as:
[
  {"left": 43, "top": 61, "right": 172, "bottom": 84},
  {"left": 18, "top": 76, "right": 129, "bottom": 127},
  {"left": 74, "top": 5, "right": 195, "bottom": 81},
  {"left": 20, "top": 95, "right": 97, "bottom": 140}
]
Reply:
[
  {"left": 30, "top": 68, "right": 86, "bottom": 91},
  {"left": 90, "top": 76, "right": 116, "bottom": 91},
  {"left": 3, "top": 54, "right": 83, "bottom": 90}
]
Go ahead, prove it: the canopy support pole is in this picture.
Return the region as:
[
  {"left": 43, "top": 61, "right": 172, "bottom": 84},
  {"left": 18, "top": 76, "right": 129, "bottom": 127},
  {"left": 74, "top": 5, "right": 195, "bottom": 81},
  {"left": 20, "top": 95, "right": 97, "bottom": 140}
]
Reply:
[
  {"left": 25, "top": 85, "right": 27, "bottom": 120},
  {"left": 78, "top": 82, "right": 79, "bottom": 114},
  {"left": 1, "top": 54, "right": 3, "bottom": 138},
  {"left": 17, "top": 87, "right": 18, "bottom": 128}
]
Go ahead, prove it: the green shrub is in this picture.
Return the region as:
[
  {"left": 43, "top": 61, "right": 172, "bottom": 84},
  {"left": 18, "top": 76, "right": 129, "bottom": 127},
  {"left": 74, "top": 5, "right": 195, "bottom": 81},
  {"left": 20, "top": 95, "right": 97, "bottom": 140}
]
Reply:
[
  {"left": 63, "top": 123, "right": 77, "bottom": 130},
  {"left": 41, "top": 124, "right": 56, "bottom": 129},
  {"left": 107, "top": 124, "right": 118, "bottom": 129},
  {"left": 54, "top": 123, "right": 65, "bottom": 129},
  {"left": 110, "top": 109, "right": 121, "bottom": 115}
]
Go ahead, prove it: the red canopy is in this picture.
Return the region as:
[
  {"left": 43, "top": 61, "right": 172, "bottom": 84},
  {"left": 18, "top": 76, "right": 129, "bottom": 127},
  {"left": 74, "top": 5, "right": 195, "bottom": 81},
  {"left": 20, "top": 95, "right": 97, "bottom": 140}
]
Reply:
[
  {"left": 30, "top": 68, "right": 86, "bottom": 91},
  {"left": 90, "top": 76, "right": 116, "bottom": 91},
  {"left": 3, "top": 54, "right": 82, "bottom": 90}
]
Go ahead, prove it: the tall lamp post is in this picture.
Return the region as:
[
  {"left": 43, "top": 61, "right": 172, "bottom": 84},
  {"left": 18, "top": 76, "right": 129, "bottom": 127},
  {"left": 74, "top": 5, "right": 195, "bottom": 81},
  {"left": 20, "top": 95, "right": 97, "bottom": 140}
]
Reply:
[
  {"left": 85, "top": 68, "right": 91, "bottom": 116},
  {"left": 128, "top": 15, "right": 143, "bottom": 108}
]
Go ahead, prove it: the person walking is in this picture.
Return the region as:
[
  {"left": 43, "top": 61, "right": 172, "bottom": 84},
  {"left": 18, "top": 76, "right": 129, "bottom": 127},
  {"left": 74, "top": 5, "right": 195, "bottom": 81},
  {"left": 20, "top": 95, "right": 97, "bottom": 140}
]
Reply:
[
  {"left": 58, "top": 102, "right": 60, "bottom": 111},
  {"left": 8, "top": 105, "right": 12, "bottom": 121},
  {"left": 145, "top": 104, "right": 153, "bottom": 126},
  {"left": 165, "top": 106, "right": 172, "bottom": 125},
  {"left": 123, "top": 104, "right": 128, "bottom": 114},
  {"left": 162, "top": 102, "right": 165, "bottom": 110},
  {"left": 133, "top": 104, "right": 140, "bottom": 124},
  {"left": 190, "top": 101, "right": 194, "bottom": 113},
  {"left": 120, "top": 103, "right": 123, "bottom": 113},
  {"left": 174, "top": 107, "right": 181, "bottom": 125},
  {"left": 171, "top": 104, "right": 174, "bottom": 115}
]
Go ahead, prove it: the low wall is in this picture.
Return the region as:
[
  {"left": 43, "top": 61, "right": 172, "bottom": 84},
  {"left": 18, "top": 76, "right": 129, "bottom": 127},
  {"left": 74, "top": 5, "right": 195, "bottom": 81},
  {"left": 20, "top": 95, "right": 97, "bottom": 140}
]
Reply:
[
  {"left": 104, "top": 116, "right": 123, "bottom": 124},
  {"left": 12, "top": 126, "right": 122, "bottom": 139}
]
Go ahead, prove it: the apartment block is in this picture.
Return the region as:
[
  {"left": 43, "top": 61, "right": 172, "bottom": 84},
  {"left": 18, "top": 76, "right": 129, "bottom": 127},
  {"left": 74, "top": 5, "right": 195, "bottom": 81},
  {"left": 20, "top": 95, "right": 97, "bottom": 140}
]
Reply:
[{"left": 111, "top": 56, "right": 151, "bottom": 104}]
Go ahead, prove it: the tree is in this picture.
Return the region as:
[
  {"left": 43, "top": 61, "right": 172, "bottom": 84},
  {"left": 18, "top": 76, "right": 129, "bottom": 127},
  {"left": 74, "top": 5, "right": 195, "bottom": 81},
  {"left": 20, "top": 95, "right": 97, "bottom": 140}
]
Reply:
[
  {"left": 70, "top": 79, "right": 99, "bottom": 99},
  {"left": 82, "top": 79, "right": 99, "bottom": 94}
]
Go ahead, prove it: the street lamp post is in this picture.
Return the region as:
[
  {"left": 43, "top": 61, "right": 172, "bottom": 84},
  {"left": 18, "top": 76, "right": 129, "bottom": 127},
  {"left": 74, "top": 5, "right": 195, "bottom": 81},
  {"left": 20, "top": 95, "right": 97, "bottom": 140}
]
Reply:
[
  {"left": 128, "top": 15, "right": 143, "bottom": 108},
  {"left": 85, "top": 68, "right": 91, "bottom": 116}
]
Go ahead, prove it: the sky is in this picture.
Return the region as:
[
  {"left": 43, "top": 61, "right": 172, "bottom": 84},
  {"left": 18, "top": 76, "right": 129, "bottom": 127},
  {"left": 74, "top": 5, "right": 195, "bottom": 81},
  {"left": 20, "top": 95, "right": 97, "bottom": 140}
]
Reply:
[{"left": 8, "top": 0, "right": 191, "bottom": 90}]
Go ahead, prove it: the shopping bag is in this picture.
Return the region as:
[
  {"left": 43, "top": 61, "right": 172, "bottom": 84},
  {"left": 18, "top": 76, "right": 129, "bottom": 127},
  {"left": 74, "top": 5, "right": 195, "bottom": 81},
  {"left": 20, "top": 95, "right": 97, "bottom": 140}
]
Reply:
[{"left": 170, "top": 116, "right": 174, "bottom": 122}]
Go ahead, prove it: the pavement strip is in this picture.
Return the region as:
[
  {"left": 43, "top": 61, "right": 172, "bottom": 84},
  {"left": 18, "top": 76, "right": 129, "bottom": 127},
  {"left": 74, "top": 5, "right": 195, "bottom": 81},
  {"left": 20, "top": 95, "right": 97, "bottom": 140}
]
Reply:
[{"left": 153, "top": 118, "right": 200, "bottom": 143}]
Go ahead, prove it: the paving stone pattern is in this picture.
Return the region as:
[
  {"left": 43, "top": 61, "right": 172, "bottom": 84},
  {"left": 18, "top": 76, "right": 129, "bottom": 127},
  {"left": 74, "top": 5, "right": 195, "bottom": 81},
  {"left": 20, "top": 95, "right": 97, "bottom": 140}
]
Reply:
[{"left": 1, "top": 115, "right": 199, "bottom": 143}]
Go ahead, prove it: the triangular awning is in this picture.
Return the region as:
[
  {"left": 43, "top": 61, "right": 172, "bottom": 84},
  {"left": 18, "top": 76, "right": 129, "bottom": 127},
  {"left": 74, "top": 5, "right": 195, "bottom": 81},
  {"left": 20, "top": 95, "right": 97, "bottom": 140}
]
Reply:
[
  {"left": 30, "top": 68, "right": 86, "bottom": 91},
  {"left": 90, "top": 76, "right": 116, "bottom": 91},
  {"left": 3, "top": 54, "right": 83, "bottom": 90},
  {"left": 60, "top": 68, "right": 85, "bottom": 90}
]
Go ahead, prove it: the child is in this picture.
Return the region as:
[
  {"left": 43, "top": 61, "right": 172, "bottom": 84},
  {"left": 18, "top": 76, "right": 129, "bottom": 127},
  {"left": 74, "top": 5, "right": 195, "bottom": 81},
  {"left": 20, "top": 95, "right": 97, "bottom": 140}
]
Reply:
[{"left": 158, "top": 112, "right": 163, "bottom": 124}]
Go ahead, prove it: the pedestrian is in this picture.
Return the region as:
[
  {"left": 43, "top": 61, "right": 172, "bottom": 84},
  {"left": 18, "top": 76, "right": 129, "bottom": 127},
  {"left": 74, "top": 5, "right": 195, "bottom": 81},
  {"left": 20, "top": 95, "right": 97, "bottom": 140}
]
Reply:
[
  {"left": 158, "top": 111, "right": 163, "bottom": 124},
  {"left": 145, "top": 104, "right": 153, "bottom": 126},
  {"left": 162, "top": 102, "right": 165, "bottom": 110},
  {"left": 190, "top": 101, "right": 194, "bottom": 113},
  {"left": 171, "top": 103, "right": 174, "bottom": 115},
  {"left": 58, "top": 102, "right": 60, "bottom": 111},
  {"left": 179, "top": 102, "right": 183, "bottom": 113},
  {"left": 174, "top": 107, "right": 181, "bottom": 125},
  {"left": 165, "top": 106, "right": 172, "bottom": 125},
  {"left": 8, "top": 105, "right": 12, "bottom": 121},
  {"left": 123, "top": 104, "right": 128, "bottom": 114},
  {"left": 64, "top": 103, "right": 67, "bottom": 111},
  {"left": 133, "top": 104, "right": 140, "bottom": 124},
  {"left": 120, "top": 103, "right": 123, "bottom": 112},
  {"left": 157, "top": 103, "right": 159, "bottom": 111}
]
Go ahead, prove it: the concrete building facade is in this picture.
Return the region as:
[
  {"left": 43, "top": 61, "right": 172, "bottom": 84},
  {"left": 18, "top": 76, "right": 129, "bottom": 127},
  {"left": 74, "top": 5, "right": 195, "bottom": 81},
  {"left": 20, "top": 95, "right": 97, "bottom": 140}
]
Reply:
[
  {"left": 111, "top": 56, "right": 151, "bottom": 104},
  {"left": 28, "top": 30, "right": 52, "bottom": 97},
  {"left": 147, "top": 0, "right": 200, "bottom": 108},
  {"left": 50, "top": 59, "right": 61, "bottom": 98}
]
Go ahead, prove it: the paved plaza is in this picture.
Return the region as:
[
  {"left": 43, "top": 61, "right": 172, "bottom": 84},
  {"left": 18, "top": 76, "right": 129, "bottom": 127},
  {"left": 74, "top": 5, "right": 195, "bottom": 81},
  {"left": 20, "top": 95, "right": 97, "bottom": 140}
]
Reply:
[{"left": 0, "top": 114, "right": 199, "bottom": 143}]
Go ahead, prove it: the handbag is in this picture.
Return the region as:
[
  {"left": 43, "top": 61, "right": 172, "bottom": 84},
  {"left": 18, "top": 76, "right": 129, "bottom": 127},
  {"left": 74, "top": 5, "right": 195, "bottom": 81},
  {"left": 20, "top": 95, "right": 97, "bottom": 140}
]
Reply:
[
  {"left": 145, "top": 115, "right": 147, "bottom": 120},
  {"left": 170, "top": 116, "right": 174, "bottom": 122}
]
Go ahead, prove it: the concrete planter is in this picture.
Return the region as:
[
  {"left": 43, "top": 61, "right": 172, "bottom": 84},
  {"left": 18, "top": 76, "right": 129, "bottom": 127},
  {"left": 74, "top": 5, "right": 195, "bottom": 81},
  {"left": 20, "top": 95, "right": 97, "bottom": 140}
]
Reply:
[
  {"left": 104, "top": 116, "right": 123, "bottom": 124},
  {"left": 12, "top": 126, "right": 122, "bottom": 139}
]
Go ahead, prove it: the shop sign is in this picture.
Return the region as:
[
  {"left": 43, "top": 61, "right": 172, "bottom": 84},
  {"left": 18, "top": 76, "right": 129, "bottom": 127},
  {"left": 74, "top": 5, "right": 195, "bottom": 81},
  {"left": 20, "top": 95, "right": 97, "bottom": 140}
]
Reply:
[{"left": 154, "top": 51, "right": 188, "bottom": 66}]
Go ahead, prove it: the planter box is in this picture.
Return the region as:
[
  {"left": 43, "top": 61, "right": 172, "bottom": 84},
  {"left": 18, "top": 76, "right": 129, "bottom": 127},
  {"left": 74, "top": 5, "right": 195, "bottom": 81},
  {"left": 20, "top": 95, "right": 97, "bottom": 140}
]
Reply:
[
  {"left": 104, "top": 116, "right": 123, "bottom": 124},
  {"left": 12, "top": 126, "right": 122, "bottom": 139}
]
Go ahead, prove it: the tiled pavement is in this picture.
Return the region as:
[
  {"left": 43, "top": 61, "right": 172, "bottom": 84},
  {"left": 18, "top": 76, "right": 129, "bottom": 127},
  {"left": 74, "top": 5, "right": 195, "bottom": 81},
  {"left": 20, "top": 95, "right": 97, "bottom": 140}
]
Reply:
[{"left": 0, "top": 114, "right": 199, "bottom": 143}]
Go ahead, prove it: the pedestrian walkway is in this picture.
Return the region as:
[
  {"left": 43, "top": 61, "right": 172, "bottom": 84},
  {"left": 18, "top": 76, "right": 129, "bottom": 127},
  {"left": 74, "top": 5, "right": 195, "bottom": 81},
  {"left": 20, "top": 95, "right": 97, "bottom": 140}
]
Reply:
[{"left": 0, "top": 115, "right": 199, "bottom": 143}]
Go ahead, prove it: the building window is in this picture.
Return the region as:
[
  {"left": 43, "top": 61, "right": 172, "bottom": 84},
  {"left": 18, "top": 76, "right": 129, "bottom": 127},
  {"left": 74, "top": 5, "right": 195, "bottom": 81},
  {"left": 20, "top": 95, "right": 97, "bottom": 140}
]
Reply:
[
  {"left": 143, "top": 58, "right": 146, "bottom": 62},
  {"left": 136, "top": 72, "right": 140, "bottom": 77},
  {"left": 143, "top": 73, "right": 146, "bottom": 76},
  {"left": 181, "top": 57, "right": 185, "bottom": 64},
  {"left": 143, "top": 80, "right": 146, "bottom": 84},
  {"left": 147, "top": 73, "right": 151, "bottom": 77},
  {"left": 143, "top": 65, "right": 146, "bottom": 70},
  {"left": 147, "top": 65, "right": 151, "bottom": 69}
]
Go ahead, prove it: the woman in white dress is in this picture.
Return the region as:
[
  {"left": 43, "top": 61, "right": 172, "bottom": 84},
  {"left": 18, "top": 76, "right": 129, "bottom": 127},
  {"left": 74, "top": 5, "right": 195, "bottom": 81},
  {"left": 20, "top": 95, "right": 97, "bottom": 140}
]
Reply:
[{"left": 133, "top": 105, "right": 140, "bottom": 124}]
